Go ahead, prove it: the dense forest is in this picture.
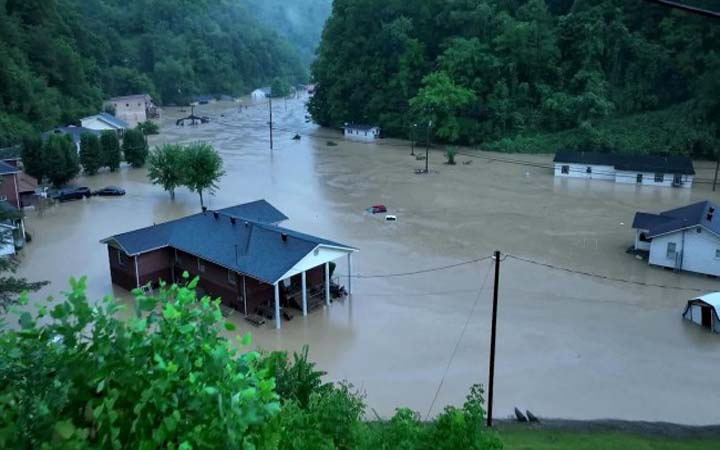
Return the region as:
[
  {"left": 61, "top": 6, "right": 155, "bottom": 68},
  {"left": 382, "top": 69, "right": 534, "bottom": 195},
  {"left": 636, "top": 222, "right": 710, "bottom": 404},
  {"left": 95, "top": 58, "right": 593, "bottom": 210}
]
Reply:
[
  {"left": 309, "top": 0, "right": 720, "bottom": 156},
  {"left": 245, "top": 0, "right": 332, "bottom": 67},
  {"left": 0, "top": 0, "right": 309, "bottom": 147}
]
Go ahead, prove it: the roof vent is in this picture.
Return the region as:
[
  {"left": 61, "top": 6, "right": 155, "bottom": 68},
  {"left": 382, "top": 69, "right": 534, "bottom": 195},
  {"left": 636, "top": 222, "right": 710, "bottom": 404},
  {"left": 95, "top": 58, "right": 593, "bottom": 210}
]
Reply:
[
  {"left": 213, "top": 211, "right": 219, "bottom": 219},
  {"left": 202, "top": 206, "right": 207, "bottom": 213},
  {"left": 281, "top": 233, "right": 288, "bottom": 242},
  {"left": 244, "top": 221, "right": 249, "bottom": 227},
  {"left": 230, "top": 217, "right": 236, "bottom": 225}
]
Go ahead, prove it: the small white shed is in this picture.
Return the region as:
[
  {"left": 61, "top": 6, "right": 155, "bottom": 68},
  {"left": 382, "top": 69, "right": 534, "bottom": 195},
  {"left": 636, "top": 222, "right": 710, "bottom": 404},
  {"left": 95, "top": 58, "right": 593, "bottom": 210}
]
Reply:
[
  {"left": 344, "top": 124, "right": 380, "bottom": 140},
  {"left": 682, "top": 293, "right": 720, "bottom": 333}
]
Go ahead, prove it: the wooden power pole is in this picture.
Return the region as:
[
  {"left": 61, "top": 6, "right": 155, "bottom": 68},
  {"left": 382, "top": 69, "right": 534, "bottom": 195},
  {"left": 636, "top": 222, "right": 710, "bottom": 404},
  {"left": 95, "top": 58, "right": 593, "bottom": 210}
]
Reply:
[{"left": 487, "top": 250, "right": 501, "bottom": 427}]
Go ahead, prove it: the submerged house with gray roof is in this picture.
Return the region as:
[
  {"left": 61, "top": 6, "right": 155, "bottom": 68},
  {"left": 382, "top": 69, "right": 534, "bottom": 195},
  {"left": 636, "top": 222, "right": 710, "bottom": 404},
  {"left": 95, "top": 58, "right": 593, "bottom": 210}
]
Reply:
[
  {"left": 632, "top": 201, "right": 720, "bottom": 276},
  {"left": 101, "top": 200, "right": 357, "bottom": 328},
  {"left": 554, "top": 151, "right": 695, "bottom": 188}
]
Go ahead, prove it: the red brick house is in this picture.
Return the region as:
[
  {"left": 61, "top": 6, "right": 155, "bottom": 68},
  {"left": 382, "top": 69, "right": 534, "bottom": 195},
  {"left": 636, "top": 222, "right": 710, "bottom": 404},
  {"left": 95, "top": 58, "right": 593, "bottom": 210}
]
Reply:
[{"left": 101, "top": 200, "right": 357, "bottom": 329}]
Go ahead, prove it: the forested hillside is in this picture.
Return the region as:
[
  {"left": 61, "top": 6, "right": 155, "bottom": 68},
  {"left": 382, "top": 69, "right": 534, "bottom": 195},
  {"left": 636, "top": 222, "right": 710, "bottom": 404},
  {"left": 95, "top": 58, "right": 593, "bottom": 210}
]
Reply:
[
  {"left": 0, "top": 0, "right": 307, "bottom": 147},
  {"left": 310, "top": 0, "right": 720, "bottom": 156},
  {"left": 245, "top": 0, "right": 332, "bottom": 67}
]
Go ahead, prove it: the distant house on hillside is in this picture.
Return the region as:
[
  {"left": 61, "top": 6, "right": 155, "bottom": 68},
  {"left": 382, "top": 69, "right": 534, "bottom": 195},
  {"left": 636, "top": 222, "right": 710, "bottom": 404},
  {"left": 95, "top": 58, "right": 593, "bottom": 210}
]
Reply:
[
  {"left": 251, "top": 87, "right": 271, "bottom": 101},
  {"left": 344, "top": 123, "right": 381, "bottom": 140},
  {"left": 80, "top": 112, "right": 129, "bottom": 136},
  {"left": 106, "top": 94, "right": 159, "bottom": 127},
  {"left": 632, "top": 200, "right": 720, "bottom": 276},
  {"left": 553, "top": 151, "right": 695, "bottom": 188},
  {"left": 100, "top": 200, "right": 358, "bottom": 329},
  {"left": 41, "top": 126, "right": 101, "bottom": 153}
]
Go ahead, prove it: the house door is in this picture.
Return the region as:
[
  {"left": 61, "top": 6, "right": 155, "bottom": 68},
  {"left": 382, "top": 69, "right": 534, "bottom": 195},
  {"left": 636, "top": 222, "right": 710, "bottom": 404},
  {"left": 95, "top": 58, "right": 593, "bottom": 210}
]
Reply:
[
  {"left": 673, "top": 174, "right": 682, "bottom": 186},
  {"left": 636, "top": 174, "right": 643, "bottom": 184},
  {"left": 701, "top": 306, "right": 712, "bottom": 329}
]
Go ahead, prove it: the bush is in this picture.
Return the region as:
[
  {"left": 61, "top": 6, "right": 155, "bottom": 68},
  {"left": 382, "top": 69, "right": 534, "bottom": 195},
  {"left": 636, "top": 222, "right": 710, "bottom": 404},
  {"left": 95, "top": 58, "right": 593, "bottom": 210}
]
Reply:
[
  {"left": 79, "top": 133, "right": 102, "bottom": 175},
  {"left": 100, "top": 131, "right": 121, "bottom": 172},
  {"left": 445, "top": 147, "right": 457, "bottom": 165},
  {"left": 43, "top": 134, "right": 80, "bottom": 187},
  {"left": 137, "top": 121, "right": 160, "bottom": 136},
  {"left": 122, "top": 128, "right": 148, "bottom": 168},
  {"left": 0, "top": 275, "right": 280, "bottom": 449}
]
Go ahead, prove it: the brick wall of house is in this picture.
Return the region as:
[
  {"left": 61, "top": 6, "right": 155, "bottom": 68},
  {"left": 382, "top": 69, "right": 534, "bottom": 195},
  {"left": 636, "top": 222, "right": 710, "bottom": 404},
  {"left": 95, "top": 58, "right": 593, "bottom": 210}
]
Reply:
[
  {"left": 108, "top": 246, "right": 136, "bottom": 291},
  {"left": 0, "top": 173, "right": 20, "bottom": 208}
]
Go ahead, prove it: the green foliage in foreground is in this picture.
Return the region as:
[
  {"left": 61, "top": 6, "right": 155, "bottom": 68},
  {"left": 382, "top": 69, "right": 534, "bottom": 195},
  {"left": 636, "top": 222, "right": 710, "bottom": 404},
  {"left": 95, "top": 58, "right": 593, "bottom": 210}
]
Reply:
[
  {"left": 499, "top": 427, "right": 720, "bottom": 450},
  {"left": 0, "top": 277, "right": 503, "bottom": 450}
]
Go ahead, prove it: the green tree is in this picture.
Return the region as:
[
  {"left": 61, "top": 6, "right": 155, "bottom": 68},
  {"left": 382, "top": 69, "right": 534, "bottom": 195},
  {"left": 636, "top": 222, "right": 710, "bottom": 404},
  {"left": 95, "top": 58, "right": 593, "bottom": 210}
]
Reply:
[
  {"left": 43, "top": 134, "right": 79, "bottom": 187},
  {"left": 122, "top": 128, "right": 148, "bottom": 168},
  {"left": 148, "top": 144, "right": 186, "bottom": 200},
  {"left": 137, "top": 121, "right": 159, "bottom": 136},
  {"left": 270, "top": 77, "right": 292, "bottom": 98},
  {"left": 0, "top": 276, "right": 280, "bottom": 449},
  {"left": 79, "top": 133, "right": 102, "bottom": 175},
  {"left": 100, "top": 131, "right": 121, "bottom": 172},
  {"left": 409, "top": 72, "right": 476, "bottom": 143},
  {"left": 20, "top": 135, "right": 46, "bottom": 183},
  {"left": 183, "top": 142, "right": 224, "bottom": 208}
]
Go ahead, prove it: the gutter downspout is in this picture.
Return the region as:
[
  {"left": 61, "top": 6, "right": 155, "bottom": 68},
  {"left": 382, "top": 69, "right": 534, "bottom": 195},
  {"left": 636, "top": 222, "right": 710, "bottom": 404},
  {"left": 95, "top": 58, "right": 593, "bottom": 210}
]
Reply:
[{"left": 680, "top": 228, "right": 686, "bottom": 272}]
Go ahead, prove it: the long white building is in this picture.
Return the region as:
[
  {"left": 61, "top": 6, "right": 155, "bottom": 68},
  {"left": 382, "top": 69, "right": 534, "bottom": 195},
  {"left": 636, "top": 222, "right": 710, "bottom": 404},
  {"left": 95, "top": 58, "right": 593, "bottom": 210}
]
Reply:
[
  {"left": 554, "top": 151, "right": 695, "bottom": 188},
  {"left": 632, "top": 201, "right": 720, "bottom": 276}
]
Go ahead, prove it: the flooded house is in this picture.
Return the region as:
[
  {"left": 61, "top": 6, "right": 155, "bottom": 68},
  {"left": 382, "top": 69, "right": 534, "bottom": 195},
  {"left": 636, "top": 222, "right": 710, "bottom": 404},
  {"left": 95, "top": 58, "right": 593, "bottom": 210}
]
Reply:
[
  {"left": 632, "top": 201, "right": 720, "bottom": 276},
  {"left": 41, "top": 126, "right": 101, "bottom": 153},
  {"left": 344, "top": 123, "right": 381, "bottom": 140},
  {"left": 251, "top": 87, "right": 271, "bottom": 101},
  {"left": 100, "top": 200, "right": 357, "bottom": 328},
  {"left": 553, "top": 151, "right": 695, "bottom": 188},
  {"left": 106, "top": 94, "right": 159, "bottom": 127},
  {"left": 80, "top": 112, "right": 129, "bottom": 136}
]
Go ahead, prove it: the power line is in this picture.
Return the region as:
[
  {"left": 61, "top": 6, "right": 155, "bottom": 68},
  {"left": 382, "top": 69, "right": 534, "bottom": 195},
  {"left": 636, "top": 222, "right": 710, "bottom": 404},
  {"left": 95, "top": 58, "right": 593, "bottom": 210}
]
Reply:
[
  {"left": 643, "top": 0, "right": 720, "bottom": 19},
  {"left": 346, "top": 255, "right": 493, "bottom": 279},
  {"left": 425, "top": 260, "right": 493, "bottom": 421},
  {"left": 505, "top": 254, "right": 708, "bottom": 293}
]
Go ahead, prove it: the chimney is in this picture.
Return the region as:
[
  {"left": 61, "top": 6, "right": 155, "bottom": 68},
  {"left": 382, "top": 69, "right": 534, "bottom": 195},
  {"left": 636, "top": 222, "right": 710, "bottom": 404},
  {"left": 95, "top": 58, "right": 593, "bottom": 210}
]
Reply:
[
  {"left": 213, "top": 211, "right": 219, "bottom": 219},
  {"left": 244, "top": 221, "right": 249, "bottom": 227},
  {"left": 281, "top": 233, "right": 288, "bottom": 242}
]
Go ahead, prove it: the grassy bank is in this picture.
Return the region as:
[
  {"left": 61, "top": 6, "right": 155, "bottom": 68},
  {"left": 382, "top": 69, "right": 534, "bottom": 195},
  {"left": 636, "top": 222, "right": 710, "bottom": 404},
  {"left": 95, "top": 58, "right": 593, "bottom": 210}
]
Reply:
[
  {"left": 501, "top": 429, "right": 720, "bottom": 449},
  {"left": 483, "top": 103, "right": 715, "bottom": 156}
]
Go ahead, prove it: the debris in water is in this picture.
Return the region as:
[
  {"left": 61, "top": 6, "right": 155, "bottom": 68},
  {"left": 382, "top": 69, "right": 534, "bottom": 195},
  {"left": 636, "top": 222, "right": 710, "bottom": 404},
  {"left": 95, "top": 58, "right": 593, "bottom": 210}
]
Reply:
[
  {"left": 514, "top": 407, "right": 528, "bottom": 422},
  {"left": 526, "top": 410, "right": 539, "bottom": 423}
]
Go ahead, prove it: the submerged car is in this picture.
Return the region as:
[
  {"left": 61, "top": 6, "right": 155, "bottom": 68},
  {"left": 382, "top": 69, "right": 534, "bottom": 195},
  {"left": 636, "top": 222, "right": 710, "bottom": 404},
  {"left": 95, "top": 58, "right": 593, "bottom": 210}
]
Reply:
[
  {"left": 93, "top": 186, "right": 126, "bottom": 197},
  {"left": 53, "top": 187, "right": 91, "bottom": 202}
]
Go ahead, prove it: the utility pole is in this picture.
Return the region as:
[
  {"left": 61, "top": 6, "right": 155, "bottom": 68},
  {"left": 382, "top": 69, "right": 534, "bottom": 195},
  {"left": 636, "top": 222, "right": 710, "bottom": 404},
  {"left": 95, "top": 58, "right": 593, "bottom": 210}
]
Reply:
[
  {"left": 410, "top": 123, "right": 417, "bottom": 156},
  {"left": 714, "top": 157, "right": 719, "bottom": 192},
  {"left": 268, "top": 94, "right": 274, "bottom": 150},
  {"left": 487, "top": 250, "right": 501, "bottom": 427},
  {"left": 425, "top": 120, "right": 432, "bottom": 173}
]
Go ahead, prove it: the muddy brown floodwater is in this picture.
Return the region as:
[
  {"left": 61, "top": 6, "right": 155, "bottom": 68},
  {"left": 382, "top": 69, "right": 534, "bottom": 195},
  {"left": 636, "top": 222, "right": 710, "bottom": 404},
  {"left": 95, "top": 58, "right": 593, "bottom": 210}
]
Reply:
[{"left": 16, "top": 96, "right": 720, "bottom": 425}]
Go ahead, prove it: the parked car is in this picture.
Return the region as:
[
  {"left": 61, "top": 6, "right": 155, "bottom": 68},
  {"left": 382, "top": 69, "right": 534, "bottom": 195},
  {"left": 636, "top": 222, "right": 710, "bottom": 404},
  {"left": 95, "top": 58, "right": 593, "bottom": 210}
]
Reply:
[
  {"left": 93, "top": 186, "right": 126, "bottom": 197},
  {"left": 53, "top": 187, "right": 91, "bottom": 202}
]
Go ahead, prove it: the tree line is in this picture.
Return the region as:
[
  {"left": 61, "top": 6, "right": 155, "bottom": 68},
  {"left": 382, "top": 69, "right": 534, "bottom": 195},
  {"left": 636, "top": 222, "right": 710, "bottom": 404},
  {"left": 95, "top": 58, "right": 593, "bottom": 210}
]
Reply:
[
  {"left": 0, "top": 0, "right": 308, "bottom": 147},
  {"left": 309, "top": 0, "right": 720, "bottom": 156}
]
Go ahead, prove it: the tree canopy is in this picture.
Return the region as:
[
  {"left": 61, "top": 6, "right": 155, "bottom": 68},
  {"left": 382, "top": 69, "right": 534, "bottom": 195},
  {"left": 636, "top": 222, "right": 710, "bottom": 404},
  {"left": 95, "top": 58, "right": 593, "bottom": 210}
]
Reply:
[{"left": 310, "top": 0, "right": 720, "bottom": 156}]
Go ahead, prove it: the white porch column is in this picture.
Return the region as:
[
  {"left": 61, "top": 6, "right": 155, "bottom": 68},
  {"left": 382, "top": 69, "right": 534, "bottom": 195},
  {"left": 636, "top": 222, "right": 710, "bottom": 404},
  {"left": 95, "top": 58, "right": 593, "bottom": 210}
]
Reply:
[
  {"left": 324, "top": 262, "right": 330, "bottom": 306},
  {"left": 274, "top": 283, "right": 281, "bottom": 329},
  {"left": 301, "top": 271, "right": 308, "bottom": 316},
  {"left": 134, "top": 255, "right": 140, "bottom": 288},
  {"left": 347, "top": 253, "right": 352, "bottom": 294}
]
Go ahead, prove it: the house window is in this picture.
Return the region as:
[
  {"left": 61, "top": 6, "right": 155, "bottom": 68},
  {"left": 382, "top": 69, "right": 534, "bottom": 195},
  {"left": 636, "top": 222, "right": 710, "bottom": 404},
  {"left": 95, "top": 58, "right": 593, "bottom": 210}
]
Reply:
[
  {"left": 197, "top": 258, "right": 206, "bottom": 273},
  {"left": 561, "top": 165, "right": 569, "bottom": 174},
  {"left": 654, "top": 173, "right": 664, "bottom": 183},
  {"left": 228, "top": 270, "right": 237, "bottom": 286},
  {"left": 126, "top": 103, "right": 129, "bottom": 107},
  {"left": 636, "top": 174, "right": 643, "bottom": 183},
  {"left": 715, "top": 249, "right": 720, "bottom": 260},
  {"left": 666, "top": 242, "right": 677, "bottom": 259},
  {"left": 116, "top": 249, "right": 126, "bottom": 266},
  {"left": 586, "top": 167, "right": 592, "bottom": 174},
  {"left": 175, "top": 252, "right": 182, "bottom": 264}
]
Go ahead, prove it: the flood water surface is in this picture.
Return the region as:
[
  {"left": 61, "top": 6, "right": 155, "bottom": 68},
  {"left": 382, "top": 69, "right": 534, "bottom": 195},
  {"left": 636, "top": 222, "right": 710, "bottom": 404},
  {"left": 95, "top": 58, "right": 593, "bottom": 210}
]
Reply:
[{"left": 17, "top": 97, "right": 720, "bottom": 424}]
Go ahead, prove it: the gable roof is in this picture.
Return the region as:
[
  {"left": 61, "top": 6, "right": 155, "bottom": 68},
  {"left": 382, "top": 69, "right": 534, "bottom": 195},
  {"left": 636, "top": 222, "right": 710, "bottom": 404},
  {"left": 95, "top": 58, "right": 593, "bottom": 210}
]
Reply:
[
  {"left": 554, "top": 151, "right": 695, "bottom": 175},
  {"left": 100, "top": 200, "right": 354, "bottom": 284},
  {"left": 345, "top": 123, "right": 379, "bottom": 131},
  {"left": 109, "top": 94, "right": 151, "bottom": 102},
  {"left": 42, "top": 126, "right": 101, "bottom": 144},
  {"left": 97, "top": 112, "right": 129, "bottom": 129},
  {"left": 632, "top": 201, "right": 720, "bottom": 238},
  {"left": 0, "top": 161, "right": 18, "bottom": 175},
  {"left": 0, "top": 146, "right": 21, "bottom": 161}
]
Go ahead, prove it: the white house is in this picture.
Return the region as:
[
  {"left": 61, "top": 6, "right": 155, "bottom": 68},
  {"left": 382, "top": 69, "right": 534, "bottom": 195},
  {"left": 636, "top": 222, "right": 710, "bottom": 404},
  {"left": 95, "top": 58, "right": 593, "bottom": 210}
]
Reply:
[
  {"left": 80, "top": 112, "right": 129, "bottom": 136},
  {"left": 344, "top": 123, "right": 381, "bottom": 140},
  {"left": 682, "top": 293, "right": 720, "bottom": 333},
  {"left": 632, "top": 201, "right": 720, "bottom": 276},
  {"left": 251, "top": 87, "right": 271, "bottom": 101},
  {"left": 106, "top": 94, "right": 157, "bottom": 127},
  {"left": 554, "top": 151, "right": 695, "bottom": 188}
]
